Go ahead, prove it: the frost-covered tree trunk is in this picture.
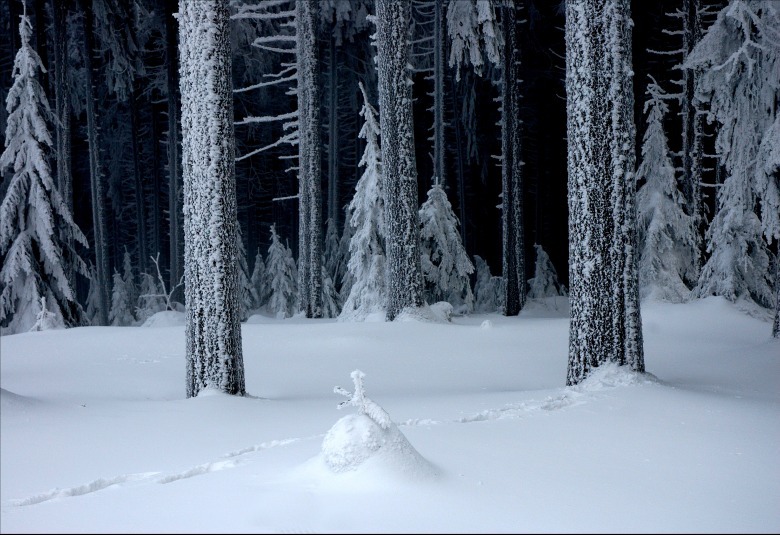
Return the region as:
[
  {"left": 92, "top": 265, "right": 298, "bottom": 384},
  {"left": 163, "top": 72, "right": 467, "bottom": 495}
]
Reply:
[
  {"left": 296, "top": 0, "right": 323, "bottom": 319},
  {"left": 81, "top": 0, "right": 110, "bottom": 326},
  {"left": 607, "top": 0, "right": 643, "bottom": 374},
  {"left": 773, "top": 257, "right": 780, "bottom": 339},
  {"left": 166, "top": 3, "right": 183, "bottom": 306},
  {"left": 327, "top": 35, "right": 339, "bottom": 227},
  {"left": 129, "top": 83, "right": 148, "bottom": 276},
  {"left": 179, "top": 0, "right": 245, "bottom": 398},
  {"left": 376, "top": 0, "right": 425, "bottom": 320},
  {"left": 681, "top": 0, "right": 704, "bottom": 277},
  {"left": 500, "top": 1, "right": 525, "bottom": 316},
  {"left": 566, "top": 0, "right": 644, "bottom": 386}
]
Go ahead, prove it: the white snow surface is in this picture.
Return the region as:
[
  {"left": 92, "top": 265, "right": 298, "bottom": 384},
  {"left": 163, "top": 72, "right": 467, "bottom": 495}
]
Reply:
[{"left": 1, "top": 296, "right": 778, "bottom": 533}]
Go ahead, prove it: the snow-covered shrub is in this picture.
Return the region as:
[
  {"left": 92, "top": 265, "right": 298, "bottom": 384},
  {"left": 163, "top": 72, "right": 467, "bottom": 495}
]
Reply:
[{"left": 29, "top": 296, "right": 63, "bottom": 331}]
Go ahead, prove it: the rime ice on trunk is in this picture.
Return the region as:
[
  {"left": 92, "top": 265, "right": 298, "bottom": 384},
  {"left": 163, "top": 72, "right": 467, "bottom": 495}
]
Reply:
[
  {"left": 500, "top": 1, "right": 525, "bottom": 317},
  {"left": 296, "top": 0, "right": 323, "bottom": 319},
  {"left": 375, "top": 0, "right": 424, "bottom": 321},
  {"left": 179, "top": 0, "right": 245, "bottom": 398},
  {"left": 565, "top": 0, "right": 644, "bottom": 386},
  {"left": 166, "top": 3, "right": 183, "bottom": 306}
]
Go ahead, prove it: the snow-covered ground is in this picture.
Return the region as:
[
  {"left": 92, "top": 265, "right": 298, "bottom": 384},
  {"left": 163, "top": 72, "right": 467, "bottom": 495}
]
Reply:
[{"left": 1, "top": 296, "right": 778, "bottom": 533}]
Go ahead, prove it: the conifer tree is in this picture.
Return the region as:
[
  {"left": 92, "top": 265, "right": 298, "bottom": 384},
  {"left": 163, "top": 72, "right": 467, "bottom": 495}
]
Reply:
[
  {"left": 340, "top": 82, "right": 386, "bottom": 321},
  {"left": 109, "top": 269, "right": 134, "bottom": 326},
  {"left": 686, "top": 1, "right": 779, "bottom": 308},
  {"left": 527, "top": 244, "right": 566, "bottom": 300},
  {"left": 250, "top": 248, "right": 269, "bottom": 309},
  {"left": 636, "top": 77, "right": 695, "bottom": 303},
  {"left": 473, "top": 255, "right": 502, "bottom": 313},
  {"left": 0, "top": 4, "right": 88, "bottom": 334},
  {"left": 419, "top": 184, "right": 474, "bottom": 313},
  {"left": 265, "top": 224, "right": 298, "bottom": 319}
]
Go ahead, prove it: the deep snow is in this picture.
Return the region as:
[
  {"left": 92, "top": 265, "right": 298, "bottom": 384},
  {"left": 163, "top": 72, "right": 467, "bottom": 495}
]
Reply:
[{"left": 1, "top": 297, "right": 778, "bottom": 533}]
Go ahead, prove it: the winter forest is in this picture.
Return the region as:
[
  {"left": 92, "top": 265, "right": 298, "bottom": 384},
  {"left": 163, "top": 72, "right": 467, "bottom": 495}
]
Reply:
[{"left": 1, "top": 0, "right": 779, "bottom": 533}]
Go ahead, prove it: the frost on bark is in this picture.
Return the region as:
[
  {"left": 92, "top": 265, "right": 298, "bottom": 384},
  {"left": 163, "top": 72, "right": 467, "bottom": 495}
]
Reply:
[
  {"left": 166, "top": 3, "right": 183, "bottom": 306},
  {"left": 566, "top": 0, "right": 644, "bottom": 386},
  {"left": 296, "top": 0, "right": 323, "bottom": 319},
  {"left": 375, "top": 0, "right": 425, "bottom": 321},
  {"left": 179, "top": 0, "right": 245, "bottom": 398},
  {"left": 500, "top": 1, "right": 525, "bottom": 317}
]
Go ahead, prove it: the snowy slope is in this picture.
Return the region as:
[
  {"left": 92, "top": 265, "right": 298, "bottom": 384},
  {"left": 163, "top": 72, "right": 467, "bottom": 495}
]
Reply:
[{"left": 1, "top": 297, "right": 778, "bottom": 533}]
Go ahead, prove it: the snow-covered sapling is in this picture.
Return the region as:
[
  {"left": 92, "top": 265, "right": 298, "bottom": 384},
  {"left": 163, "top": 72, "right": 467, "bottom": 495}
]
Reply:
[
  {"left": 334, "top": 369, "right": 392, "bottom": 430},
  {"left": 29, "top": 296, "right": 62, "bottom": 331}
]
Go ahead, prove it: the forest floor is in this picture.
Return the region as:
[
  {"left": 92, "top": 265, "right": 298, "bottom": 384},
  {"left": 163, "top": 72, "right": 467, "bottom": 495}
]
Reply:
[{"left": 1, "top": 296, "right": 778, "bottom": 533}]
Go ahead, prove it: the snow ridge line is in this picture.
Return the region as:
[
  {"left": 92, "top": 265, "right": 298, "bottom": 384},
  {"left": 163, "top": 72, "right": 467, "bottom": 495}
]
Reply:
[
  {"left": 10, "top": 437, "right": 318, "bottom": 506},
  {"left": 11, "top": 472, "right": 160, "bottom": 506},
  {"left": 398, "top": 368, "right": 656, "bottom": 427}
]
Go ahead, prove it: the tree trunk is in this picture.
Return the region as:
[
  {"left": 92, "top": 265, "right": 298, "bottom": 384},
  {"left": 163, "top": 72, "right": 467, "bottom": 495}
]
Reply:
[
  {"left": 432, "top": 0, "right": 445, "bottom": 188},
  {"left": 682, "top": 0, "right": 703, "bottom": 282},
  {"left": 166, "top": 3, "right": 183, "bottom": 304},
  {"left": 179, "top": 0, "right": 245, "bottom": 398},
  {"left": 129, "top": 84, "right": 148, "bottom": 276},
  {"left": 327, "top": 34, "right": 339, "bottom": 227},
  {"left": 81, "top": 0, "right": 110, "bottom": 326},
  {"left": 376, "top": 0, "right": 425, "bottom": 321},
  {"left": 296, "top": 0, "right": 323, "bottom": 318},
  {"left": 566, "top": 0, "right": 644, "bottom": 386},
  {"left": 53, "top": 0, "right": 73, "bottom": 286},
  {"left": 501, "top": 2, "right": 525, "bottom": 316}
]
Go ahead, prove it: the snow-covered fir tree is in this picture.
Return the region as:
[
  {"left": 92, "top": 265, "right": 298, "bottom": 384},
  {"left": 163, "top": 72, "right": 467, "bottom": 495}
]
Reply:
[
  {"left": 337, "top": 203, "right": 354, "bottom": 302},
  {"left": 685, "top": 0, "right": 779, "bottom": 308},
  {"left": 237, "top": 227, "right": 258, "bottom": 321},
  {"left": 527, "top": 244, "right": 566, "bottom": 300},
  {"left": 446, "top": 0, "right": 502, "bottom": 81},
  {"left": 566, "top": 0, "right": 644, "bottom": 386},
  {"left": 28, "top": 295, "right": 62, "bottom": 331},
  {"left": 375, "top": 0, "right": 425, "bottom": 320},
  {"left": 323, "top": 217, "right": 344, "bottom": 292},
  {"left": 419, "top": 184, "right": 474, "bottom": 314},
  {"left": 340, "top": 82, "right": 386, "bottom": 321},
  {"left": 265, "top": 224, "right": 298, "bottom": 319},
  {"left": 0, "top": 6, "right": 88, "bottom": 334},
  {"left": 250, "top": 248, "right": 269, "bottom": 310},
  {"left": 636, "top": 77, "right": 696, "bottom": 303},
  {"left": 109, "top": 270, "right": 135, "bottom": 326},
  {"left": 321, "top": 260, "right": 341, "bottom": 319},
  {"left": 136, "top": 270, "right": 165, "bottom": 322},
  {"left": 473, "top": 255, "right": 502, "bottom": 313},
  {"left": 179, "top": 0, "right": 245, "bottom": 397},
  {"left": 85, "top": 264, "right": 101, "bottom": 325}
]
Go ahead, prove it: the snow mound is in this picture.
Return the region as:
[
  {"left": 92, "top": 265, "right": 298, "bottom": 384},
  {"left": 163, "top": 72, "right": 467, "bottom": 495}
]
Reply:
[
  {"left": 575, "top": 362, "right": 659, "bottom": 392},
  {"left": 480, "top": 319, "right": 493, "bottom": 329},
  {"left": 395, "top": 302, "right": 452, "bottom": 323},
  {"left": 313, "top": 370, "right": 437, "bottom": 482},
  {"left": 321, "top": 413, "right": 435, "bottom": 480},
  {"left": 141, "top": 310, "right": 185, "bottom": 328}
]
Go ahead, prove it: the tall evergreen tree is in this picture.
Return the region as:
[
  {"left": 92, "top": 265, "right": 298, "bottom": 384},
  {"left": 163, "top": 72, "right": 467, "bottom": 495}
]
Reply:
[
  {"left": 636, "top": 77, "right": 695, "bottom": 303},
  {"left": 686, "top": 0, "right": 779, "bottom": 309},
  {"left": 565, "top": 0, "right": 644, "bottom": 386},
  {"left": 375, "top": 0, "right": 425, "bottom": 320},
  {"left": 0, "top": 4, "right": 88, "bottom": 334},
  {"left": 340, "top": 82, "right": 386, "bottom": 321},
  {"left": 179, "top": 0, "right": 245, "bottom": 397}
]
